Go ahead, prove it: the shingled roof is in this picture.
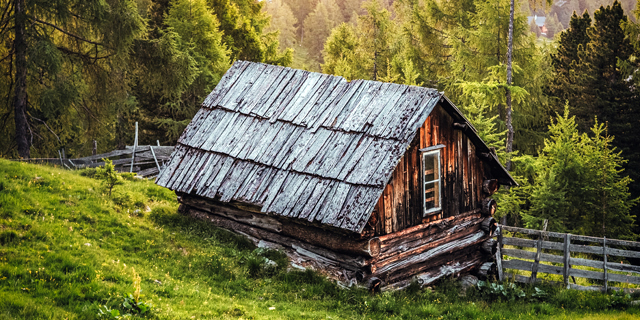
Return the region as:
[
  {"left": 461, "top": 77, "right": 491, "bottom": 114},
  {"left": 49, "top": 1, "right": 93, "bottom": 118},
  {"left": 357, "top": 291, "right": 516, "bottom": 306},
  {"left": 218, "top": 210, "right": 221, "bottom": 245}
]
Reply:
[{"left": 156, "top": 61, "right": 515, "bottom": 233}]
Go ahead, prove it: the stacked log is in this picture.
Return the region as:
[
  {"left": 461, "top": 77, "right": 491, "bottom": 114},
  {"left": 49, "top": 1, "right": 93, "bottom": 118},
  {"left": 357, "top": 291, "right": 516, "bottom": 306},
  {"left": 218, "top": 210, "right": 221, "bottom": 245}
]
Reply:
[{"left": 179, "top": 195, "right": 494, "bottom": 290}]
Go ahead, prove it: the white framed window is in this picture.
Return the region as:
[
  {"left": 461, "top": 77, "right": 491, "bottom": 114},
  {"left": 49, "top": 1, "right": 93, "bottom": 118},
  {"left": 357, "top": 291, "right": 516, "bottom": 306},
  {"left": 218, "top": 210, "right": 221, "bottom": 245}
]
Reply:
[{"left": 423, "top": 149, "right": 442, "bottom": 215}]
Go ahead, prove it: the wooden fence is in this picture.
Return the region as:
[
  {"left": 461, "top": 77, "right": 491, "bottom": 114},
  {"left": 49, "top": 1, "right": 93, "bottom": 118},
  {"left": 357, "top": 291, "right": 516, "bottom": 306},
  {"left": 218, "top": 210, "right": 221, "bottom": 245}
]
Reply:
[
  {"left": 495, "top": 225, "right": 640, "bottom": 292},
  {"left": 13, "top": 122, "right": 174, "bottom": 178}
]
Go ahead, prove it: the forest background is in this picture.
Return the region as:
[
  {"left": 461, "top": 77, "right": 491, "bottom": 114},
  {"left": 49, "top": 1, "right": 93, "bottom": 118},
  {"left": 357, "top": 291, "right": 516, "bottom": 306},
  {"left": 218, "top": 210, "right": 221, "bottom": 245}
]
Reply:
[{"left": 1, "top": 0, "right": 640, "bottom": 238}]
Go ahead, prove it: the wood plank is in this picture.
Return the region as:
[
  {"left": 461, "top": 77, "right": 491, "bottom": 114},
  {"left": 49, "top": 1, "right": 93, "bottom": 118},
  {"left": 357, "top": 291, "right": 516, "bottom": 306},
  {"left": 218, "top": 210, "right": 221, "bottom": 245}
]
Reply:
[
  {"left": 208, "top": 113, "right": 251, "bottom": 154},
  {"left": 268, "top": 70, "right": 310, "bottom": 122},
  {"left": 219, "top": 162, "right": 253, "bottom": 202},
  {"left": 248, "top": 167, "right": 276, "bottom": 204},
  {"left": 234, "top": 165, "right": 267, "bottom": 202},
  {"left": 178, "top": 151, "right": 212, "bottom": 193},
  {"left": 298, "top": 179, "right": 332, "bottom": 221},
  {"left": 502, "top": 237, "right": 564, "bottom": 251},
  {"left": 155, "top": 145, "right": 188, "bottom": 187},
  {"left": 227, "top": 117, "right": 261, "bottom": 158},
  {"left": 245, "top": 121, "right": 286, "bottom": 162},
  {"left": 238, "top": 65, "right": 284, "bottom": 115},
  {"left": 570, "top": 243, "right": 640, "bottom": 259},
  {"left": 308, "top": 81, "right": 350, "bottom": 132},
  {"left": 264, "top": 172, "right": 306, "bottom": 214},
  {"left": 299, "top": 77, "right": 344, "bottom": 127},
  {"left": 281, "top": 175, "right": 312, "bottom": 217},
  {"left": 338, "top": 81, "right": 385, "bottom": 132},
  {"left": 199, "top": 111, "right": 239, "bottom": 150},
  {"left": 278, "top": 72, "right": 324, "bottom": 122},
  {"left": 318, "top": 183, "right": 352, "bottom": 225},
  {"left": 193, "top": 154, "right": 222, "bottom": 195},
  {"left": 369, "top": 85, "right": 411, "bottom": 138},
  {"left": 271, "top": 127, "right": 307, "bottom": 169},
  {"left": 374, "top": 230, "right": 486, "bottom": 275},
  {"left": 296, "top": 75, "right": 343, "bottom": 126},
  {"left": 251, "top": 68, "right": 294, "bottom": 118},
  {"left": 501, "top": 225, "right": 570, "bottom": 240},
  {"left": 222, "top": 63, "right": 268, "bottom": 111},
  {"left": 285, "top": 73, "right": 331, "bottom": 123},
  {"left": 261, "top": 170, "right": 290, "bottom": 211},
  {"left": 304, "top": 181, "right": 337, "bottom": 223},
  {"left": 260, "top": 123, "right": 299, "bottom": 167},
  {"left": 329, "top": 81, "right": 372, "bottom": 129},
  {"left": 204, "top": 157, "right": 236, "bottom": 199},
  {"left": 289, "top": 128, "right": 333, "bottom": 173},
  {"left": 205, "top": 61, "right": 250, "bottom": 107},
  {"left": 502, "top": 259, "right": 564, "bottom": 276}
]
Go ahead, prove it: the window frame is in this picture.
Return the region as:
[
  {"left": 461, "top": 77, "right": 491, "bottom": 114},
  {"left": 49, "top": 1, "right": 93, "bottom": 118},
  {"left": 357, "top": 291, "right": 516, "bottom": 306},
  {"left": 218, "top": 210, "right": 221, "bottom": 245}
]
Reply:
[{"left": 422, "top": 148, "right": 442, "bottom": 216}]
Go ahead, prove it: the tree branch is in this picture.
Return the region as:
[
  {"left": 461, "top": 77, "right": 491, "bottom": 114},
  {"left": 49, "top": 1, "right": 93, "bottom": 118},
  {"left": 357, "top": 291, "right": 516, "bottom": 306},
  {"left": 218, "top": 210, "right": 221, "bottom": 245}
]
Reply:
[
  {"left": 0, "top": 1, "right": 12, "bottom": 29},
  {"left": 55, "top": 45, "right": 115, "bottom": 62},
  {"left": 26, "top": 111, "right": 60, "bottom": 143},
  {"left": 29, "top": 16, "right": 105, "bottom": 47}
]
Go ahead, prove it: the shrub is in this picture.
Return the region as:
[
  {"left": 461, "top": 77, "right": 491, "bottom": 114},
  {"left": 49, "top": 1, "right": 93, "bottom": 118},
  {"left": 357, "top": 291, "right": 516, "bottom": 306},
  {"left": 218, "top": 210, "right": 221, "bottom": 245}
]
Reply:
[{"left": 95, "top": 159, "right": 122, "bottom": 198}]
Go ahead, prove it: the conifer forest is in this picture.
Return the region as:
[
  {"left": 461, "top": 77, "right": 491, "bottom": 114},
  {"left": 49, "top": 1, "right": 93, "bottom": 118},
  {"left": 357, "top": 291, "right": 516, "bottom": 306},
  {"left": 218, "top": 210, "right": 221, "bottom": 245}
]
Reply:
[{"left": 2, "top": 0, "right": 640, "bottom": 239}]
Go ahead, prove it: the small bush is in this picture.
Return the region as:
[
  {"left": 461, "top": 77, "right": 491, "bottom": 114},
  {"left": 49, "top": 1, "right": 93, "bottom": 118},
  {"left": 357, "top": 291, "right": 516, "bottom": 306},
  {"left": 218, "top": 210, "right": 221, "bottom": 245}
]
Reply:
[{"left": 95, "top": 159, "right": 122, "bottom": 197}]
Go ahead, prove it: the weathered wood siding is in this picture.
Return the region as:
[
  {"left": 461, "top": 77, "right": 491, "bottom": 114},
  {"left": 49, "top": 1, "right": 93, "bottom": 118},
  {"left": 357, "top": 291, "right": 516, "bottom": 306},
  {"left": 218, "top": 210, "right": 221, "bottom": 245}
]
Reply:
[{"left": 367, "top": 103, "right": 488, "bottom": 236}]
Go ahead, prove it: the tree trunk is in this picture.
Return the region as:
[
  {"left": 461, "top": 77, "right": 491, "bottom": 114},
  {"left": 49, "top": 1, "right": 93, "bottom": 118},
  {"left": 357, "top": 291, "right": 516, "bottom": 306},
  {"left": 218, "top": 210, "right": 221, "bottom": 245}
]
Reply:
[
  {"left": 13, "top": 0, "right": 29, "bottom": 159},
  {"left": 505, "top": 0, "right": 515, "bottom": 171}
]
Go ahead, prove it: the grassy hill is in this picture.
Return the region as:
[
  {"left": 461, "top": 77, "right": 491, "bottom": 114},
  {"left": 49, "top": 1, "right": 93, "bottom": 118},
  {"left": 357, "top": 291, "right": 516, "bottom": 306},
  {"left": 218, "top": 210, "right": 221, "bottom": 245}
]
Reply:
[{"left": 1, "top": 159, "right": 640, "bottom": 319}]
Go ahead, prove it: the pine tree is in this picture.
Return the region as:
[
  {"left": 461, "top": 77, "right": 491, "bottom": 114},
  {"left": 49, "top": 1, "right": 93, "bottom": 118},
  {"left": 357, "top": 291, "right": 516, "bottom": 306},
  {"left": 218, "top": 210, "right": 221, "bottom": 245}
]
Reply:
[
  {"left": 207, "top": 0, "right": 292, "bottom": 65},
  {"left": 322, "top": 23, "right": 361, "bottom": 79},
  {"left": 302, "top": 0, "right": 343, "bottom": 65},
  {"left": 0, "top": 0, "right": 146, "bottom": 158},
  {"left": 548, "top": 11, "right": 591, "bottom": 113},
  {"left": 356, "top": 0, "right": 392, "bottom": 80},
  {"left": 523, "top": 107, "right": 637, "bottom": 238},
  {"left": 263, "top": 0, "right": 299, "bottom": 51}
]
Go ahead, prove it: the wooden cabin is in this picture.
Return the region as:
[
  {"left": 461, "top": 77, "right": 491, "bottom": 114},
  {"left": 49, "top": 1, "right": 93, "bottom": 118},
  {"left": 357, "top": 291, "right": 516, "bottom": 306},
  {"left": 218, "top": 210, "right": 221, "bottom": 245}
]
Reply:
[{"left": 156, "top": 61, "right": 517, "bottom": 290}]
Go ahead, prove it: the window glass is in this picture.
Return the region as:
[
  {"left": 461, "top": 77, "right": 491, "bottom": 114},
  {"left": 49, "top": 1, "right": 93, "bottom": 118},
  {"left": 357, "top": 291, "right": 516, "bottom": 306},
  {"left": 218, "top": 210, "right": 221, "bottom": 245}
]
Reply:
[{"left": 423, "top": 150, "right": 441, "bottom": 214}]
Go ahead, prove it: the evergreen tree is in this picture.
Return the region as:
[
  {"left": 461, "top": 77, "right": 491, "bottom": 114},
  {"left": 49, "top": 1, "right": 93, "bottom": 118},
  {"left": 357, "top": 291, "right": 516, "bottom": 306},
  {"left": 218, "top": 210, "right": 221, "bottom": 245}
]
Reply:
[
  {"left": 355, "top": 0, "right": 393, "bottom": 80},
  {"left": 0, "top": 0, "right": 146, "bottom": 158},
  {"left": 263, "top": 0, "right": 299, "bottom": 51},
  {"left": 548, "top": 10, "right": 591, "bottom": 111},
  {"left": 152, "top": 0, "right": 230, "bottom": 141},
  {"left": 322, "top": 23, "right": 362, "bottom": 79},
  {"left": 302, "top": 0, "right": 343, "bottom": 65},
  {"left": 207, "top": 0, "right": 292, "bottom": 65},
  {"left": 523, "top": 107, "right": 637, "bottom": 238}
]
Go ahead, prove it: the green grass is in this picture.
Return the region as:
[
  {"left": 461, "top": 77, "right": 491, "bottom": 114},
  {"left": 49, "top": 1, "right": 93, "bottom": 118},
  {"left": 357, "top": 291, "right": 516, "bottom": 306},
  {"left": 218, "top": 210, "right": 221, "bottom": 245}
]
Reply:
[{"left": 1, "top": 159, "right": 640, "bottom": 319}]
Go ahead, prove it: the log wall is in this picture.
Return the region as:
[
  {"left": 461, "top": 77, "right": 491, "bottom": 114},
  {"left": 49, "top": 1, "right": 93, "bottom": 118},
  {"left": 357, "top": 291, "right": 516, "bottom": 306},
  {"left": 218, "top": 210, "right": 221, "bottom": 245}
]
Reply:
[
  {"left": 179, "top": 196, "right": 491, "bottom": 290},
  {"left": 367, "top": 103, "right": 488, "bottom": 236}
]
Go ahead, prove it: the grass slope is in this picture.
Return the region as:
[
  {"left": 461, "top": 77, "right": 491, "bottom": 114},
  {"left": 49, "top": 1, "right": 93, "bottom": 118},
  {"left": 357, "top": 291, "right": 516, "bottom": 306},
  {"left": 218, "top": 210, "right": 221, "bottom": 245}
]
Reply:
[{"left": 1, "top": 159, "right": 640, "bottom": 319}]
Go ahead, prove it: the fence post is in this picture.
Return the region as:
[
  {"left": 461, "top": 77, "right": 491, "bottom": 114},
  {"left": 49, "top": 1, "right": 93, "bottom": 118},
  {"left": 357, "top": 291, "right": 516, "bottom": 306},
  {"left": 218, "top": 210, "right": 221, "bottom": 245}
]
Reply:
[
  {"left": 130, "top": 122, "right": 138, "bottom": 173},
  {"left": 530, "top": 220, "right": 548, "bottom": 284},
  {"left": 603, "top": 236, "right": 608, "bottom": 292},
  {"left": 58, "top": 150, "right": 63, "bottom": 167},
  {"left": 496, "top": 226, "right": 504, "bottom": 281},
  {"left": 530, "top": 234, "right": 543, "bottom": 284},
  {"left": 92, "top": 140, "right": 97, "bottom": 156},
  {"left": 563, "top": 233, "right": 571, "bottom": 288}
]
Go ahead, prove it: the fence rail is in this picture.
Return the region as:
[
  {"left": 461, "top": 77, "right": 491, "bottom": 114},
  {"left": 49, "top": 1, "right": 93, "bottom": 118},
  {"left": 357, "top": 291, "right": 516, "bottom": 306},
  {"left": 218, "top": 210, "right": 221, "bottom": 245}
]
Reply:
[
  {"left": 496, "top": 225, "right": 640, "bottom": 292},
  {"left": 11, "top": 122, "right": 174, "bottom": 178}
]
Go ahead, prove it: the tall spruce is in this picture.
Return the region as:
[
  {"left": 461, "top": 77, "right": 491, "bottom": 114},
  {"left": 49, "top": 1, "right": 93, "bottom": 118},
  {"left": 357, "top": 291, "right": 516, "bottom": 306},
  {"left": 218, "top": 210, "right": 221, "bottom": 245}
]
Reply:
[
  {"left": 1, "top": 0, "right": 146, "bottom": 158},
  {"left": 523, "top": 107, "right": 637, "bottom": 238},
  {"left": 548, "top": 11, "right": 591, "bottom": 117}
]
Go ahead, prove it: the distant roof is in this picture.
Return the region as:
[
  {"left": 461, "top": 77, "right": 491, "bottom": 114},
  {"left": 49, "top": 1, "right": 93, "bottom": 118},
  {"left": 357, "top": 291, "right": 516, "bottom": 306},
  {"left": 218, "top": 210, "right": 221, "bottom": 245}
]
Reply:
[
  {"left": 157, "top": 61, "right": 516, "bottom": 233},
  {"left": 527, "top": 15, "right": 546, "bottom": 27}
]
